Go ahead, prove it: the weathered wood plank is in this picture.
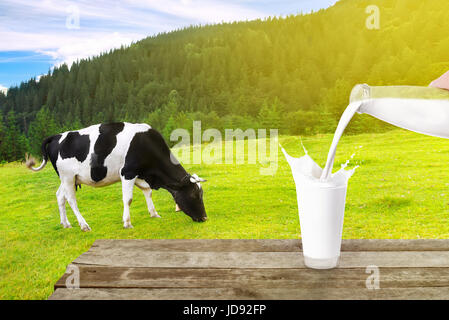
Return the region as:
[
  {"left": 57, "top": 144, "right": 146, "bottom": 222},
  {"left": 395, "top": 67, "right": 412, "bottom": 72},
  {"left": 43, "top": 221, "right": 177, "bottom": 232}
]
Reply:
[
  {"left": 54, "top": 266, "right": 449, "bottom": 290},
  {"left": 73, "top": 250, "right": 449, "bottom": 268},
  {"left": 89, "top": 239, "right": 301, "bottom": 252},
  {"left": 87, "top": 239, "right": 449, "bottom": 252},
  {"left": 51, "top": 240, "right": 449, "bottom": 300},
  {"left": 340, "top": 239, "right": 449, "bottom": 251},
  {"left": 49, "top": 287, "right": 449, "bottom": 300}
]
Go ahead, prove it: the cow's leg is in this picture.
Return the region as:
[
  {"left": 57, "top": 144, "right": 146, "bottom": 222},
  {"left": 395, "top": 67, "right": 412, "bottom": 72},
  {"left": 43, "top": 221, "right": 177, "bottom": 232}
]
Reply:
[
  {"left": 56, "top": 184, "right": 71, "bottom": 228},
  {"left": 121, "top": 177, "right": 136, "bottom": 229},
  {"left": 62, "top": 177, "right": 91, "bottom": 232},
  {"left": 135, "top": 179, "right": 160, "bottom": 218}
]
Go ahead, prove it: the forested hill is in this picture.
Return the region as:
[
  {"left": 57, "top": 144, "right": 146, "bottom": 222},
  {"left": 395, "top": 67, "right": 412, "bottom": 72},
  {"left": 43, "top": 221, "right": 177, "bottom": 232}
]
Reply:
[{"left": 1, "top": 0, "right": 449, "bottom": 161}]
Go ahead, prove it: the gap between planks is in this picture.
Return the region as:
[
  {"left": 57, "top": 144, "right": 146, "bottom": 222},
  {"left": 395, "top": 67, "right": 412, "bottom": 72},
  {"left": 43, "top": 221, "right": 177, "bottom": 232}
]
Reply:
[{"left": 88, "top": 239, "right": 449, "bottom": 252}]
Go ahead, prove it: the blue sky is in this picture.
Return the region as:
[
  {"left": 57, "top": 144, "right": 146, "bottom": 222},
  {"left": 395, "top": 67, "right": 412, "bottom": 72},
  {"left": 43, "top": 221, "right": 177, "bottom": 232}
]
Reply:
[{"left": 0, "top": 0, "right": 337, "bottom": 92}]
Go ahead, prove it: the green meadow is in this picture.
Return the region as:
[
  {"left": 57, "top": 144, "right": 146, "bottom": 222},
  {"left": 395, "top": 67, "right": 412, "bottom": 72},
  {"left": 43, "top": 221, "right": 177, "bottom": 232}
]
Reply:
[{"left": 2, "top": 129, "right": 449, "bottom": 299}]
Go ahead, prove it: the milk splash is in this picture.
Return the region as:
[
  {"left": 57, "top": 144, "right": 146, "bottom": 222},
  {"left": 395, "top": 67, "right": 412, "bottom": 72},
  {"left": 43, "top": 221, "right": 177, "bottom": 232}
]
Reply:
[
  {"left": 281, "top": 138, "right": 359, "bottom": 190},
  {"left": 282, "top": 101, "right": 363, "bottom": 194}
]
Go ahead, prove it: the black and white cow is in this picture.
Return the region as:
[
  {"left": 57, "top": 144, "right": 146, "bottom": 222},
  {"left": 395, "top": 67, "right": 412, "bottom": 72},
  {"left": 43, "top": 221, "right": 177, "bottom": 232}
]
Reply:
[{"left": 26, "top": 122, "right": 207, "bottom": 231}]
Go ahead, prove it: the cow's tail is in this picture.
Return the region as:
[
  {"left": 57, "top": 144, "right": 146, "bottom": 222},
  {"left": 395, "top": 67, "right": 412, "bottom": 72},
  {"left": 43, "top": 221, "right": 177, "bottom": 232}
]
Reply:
[{"left": 25, "top": 136, "right": 54, "bottom": 172}]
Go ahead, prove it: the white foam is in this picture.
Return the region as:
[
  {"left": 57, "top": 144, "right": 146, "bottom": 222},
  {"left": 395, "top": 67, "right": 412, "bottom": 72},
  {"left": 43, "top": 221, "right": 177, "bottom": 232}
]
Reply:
[{"left": 281, "top": 144, "right": 357, "bottom": 189}]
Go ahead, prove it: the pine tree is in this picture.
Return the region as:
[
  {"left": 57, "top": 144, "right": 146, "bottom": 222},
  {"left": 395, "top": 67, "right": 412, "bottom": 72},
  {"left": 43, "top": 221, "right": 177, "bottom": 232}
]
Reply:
[
  {"left": 3, "top": 110, "right": 28, "bottom": 161},
  {"left": 0, "top": 113, "right": 6, "bottom": 161},
  {"left": 81, "top": 96, "right": 92, "bottom": 125},
  {"left": 147, "top": 108, "right": 164, "bottom": 131},
  {"left": 258, "top": 98, "right": 282, "bottom": 129},
  {"left": 162, "top": 116, "right": 177, "bottom": 144},
  {"left": 27, "top": 107, "right": 60, "bottom": 157}
]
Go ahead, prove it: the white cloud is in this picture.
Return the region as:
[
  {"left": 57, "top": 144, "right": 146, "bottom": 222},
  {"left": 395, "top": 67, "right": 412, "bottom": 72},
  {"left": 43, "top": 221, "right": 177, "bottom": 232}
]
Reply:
[
  {"left": 0, "top": 29, "right": 139, "bottom": 51},
  {"left": 0, "top": 0, "right": 335, "bottom": 78},
  {"left": 0, "top": 0, "right": 267, "bottom": 68},
  {"left": 0, "top": 28, "right": 147, "bottom": 67},
  {"left": 0, "top": 85, "right": 8, "bottom": 95},
  {"left": 38, "top": 32, "right": 144, "bottom": 67},
  {"left": 123, "top": 0, "right": 265, "bottom": 23}
]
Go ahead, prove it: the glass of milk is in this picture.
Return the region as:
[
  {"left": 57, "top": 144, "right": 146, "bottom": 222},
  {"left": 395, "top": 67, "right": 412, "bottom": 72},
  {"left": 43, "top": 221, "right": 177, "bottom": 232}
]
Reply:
[
  {"left": 297, "top": 180, "right": 347, "bottom": 269},
  {"left": 282, "top": 148, "right": 356, "bottom": 269}
]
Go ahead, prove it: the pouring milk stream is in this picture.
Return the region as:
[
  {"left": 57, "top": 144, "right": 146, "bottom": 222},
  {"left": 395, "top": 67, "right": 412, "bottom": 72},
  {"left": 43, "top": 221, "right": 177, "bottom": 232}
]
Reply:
[
  {"left": 321, "top": 84, "right": 449, "bottom": 180},
  {"left": 284, "top": 84, "right": 449, "bottom": 269}
]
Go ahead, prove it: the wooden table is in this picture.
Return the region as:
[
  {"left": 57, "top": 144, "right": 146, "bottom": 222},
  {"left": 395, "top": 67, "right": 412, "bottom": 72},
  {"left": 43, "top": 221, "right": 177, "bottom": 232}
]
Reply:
[{"left": 49, "top": 239, "right": 449, "bottom": 300}]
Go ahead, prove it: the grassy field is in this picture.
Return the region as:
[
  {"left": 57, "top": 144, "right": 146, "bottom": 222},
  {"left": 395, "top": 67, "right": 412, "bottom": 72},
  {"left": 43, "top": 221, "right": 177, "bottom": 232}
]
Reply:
[{"left": 2, "top": 129, "right": 449, "bottom": 299}]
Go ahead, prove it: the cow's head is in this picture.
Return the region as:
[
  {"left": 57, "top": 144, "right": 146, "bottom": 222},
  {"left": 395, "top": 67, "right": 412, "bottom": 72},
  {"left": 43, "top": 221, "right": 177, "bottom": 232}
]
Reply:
[{"left": 174, "top": 174, "right": 207, "bottom": 222}]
